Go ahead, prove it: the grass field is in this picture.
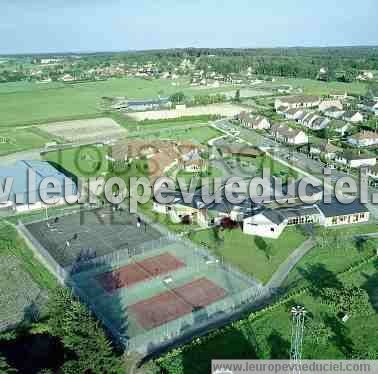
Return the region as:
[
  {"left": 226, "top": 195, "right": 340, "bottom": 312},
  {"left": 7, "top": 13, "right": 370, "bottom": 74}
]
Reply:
[
  {"left": 156, "top": 259, "right": 378, "bottom": 373},
  {"left": 42, "top": 144, "right": 109, "bottom": 178},
  {"left": 282, "top": 224, "right": 378, "bottom": 290},
  {"left": 0, "top": 127, "right": 52, "bottom": 156},
  {"left": 246, "top": 154, "right": 298, "bottom": 180},
  {"left": 0, "top": 78, "right": 237, "bottom": 127},
  {"left": 130, "top": 125, "right": 222, "bottom": 145},
  {"left": 111, "top": 112, "right": 214, "bottom": 131},
  {"left": 190, "top": 227, "right": 307, "bottom": 283},
  {"left": 0, "top": 222, "right": 57, "bottom": 290}
]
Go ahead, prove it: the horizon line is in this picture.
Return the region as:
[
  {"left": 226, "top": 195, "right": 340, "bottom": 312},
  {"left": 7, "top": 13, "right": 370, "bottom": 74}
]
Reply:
[{"left": 1, "top": 44, "right": 378, "bottom": 58}]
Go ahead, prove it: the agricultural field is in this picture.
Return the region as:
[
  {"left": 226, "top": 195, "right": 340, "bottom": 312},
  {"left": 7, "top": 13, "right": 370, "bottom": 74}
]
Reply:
[
  {"left": 39, "top": 117, "right": 126, "bottom": 144},
  {"left": 189, "top": 226, "right": 308, "bottom": 283},
  {"left": 156, "top": 259, "right": 378, "bottom": 374}
]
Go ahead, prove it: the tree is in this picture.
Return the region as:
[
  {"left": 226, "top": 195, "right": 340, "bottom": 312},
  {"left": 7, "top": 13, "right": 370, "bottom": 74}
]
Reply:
[
  {"left": 0, "top": 354, "right": 16, "bottom": 374},
  {"left": 169, "top": 92, "right": 185, "bottom": 104},
  {"left": 234, "top": 89, "right": 241, "bottom": 103},
  {"left": 47, "top": 288, "right": 124, "bottom": 374},
  {"left": 319, "top": 286, "right": 373, "bottom": 317},
  {"left": 306, "top": 318, "right": 334, "bottom": 344}
]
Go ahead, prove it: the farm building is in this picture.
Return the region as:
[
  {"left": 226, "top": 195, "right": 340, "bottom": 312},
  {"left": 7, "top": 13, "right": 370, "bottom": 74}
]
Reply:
[{"left": 0, "top": 160, "right": 76, "bottom": 212}]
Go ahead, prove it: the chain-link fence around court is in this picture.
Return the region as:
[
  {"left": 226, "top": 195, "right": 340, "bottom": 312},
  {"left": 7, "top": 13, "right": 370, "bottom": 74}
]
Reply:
[{"left": 16, "top": 210, "right": 267, "bottom": 355}]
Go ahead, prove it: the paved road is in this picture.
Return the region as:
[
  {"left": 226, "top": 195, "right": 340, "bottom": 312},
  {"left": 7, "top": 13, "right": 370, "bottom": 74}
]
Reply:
[{"left": 266, "top": 238, "right": 316, "bottom": 290}]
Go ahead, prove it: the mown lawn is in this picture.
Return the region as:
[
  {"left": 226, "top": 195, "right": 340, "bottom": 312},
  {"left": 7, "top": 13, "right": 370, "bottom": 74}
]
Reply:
[
  {"left": 190, "top": 227, "right": 307, "bottom": 283},
  {"left": 283, "top": 225, "right": 378, "bottom": 290},
  {"left": 42, "top": 144, "right": 109, "bottom": 178}
]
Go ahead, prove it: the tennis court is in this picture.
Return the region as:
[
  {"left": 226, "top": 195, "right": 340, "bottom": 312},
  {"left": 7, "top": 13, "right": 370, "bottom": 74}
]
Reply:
[
  {"left": 97, "top": 252, "right": 185, "bottom": 292},
  {"left": 129, "top": 277, "right": 226, "bottom": 329}
]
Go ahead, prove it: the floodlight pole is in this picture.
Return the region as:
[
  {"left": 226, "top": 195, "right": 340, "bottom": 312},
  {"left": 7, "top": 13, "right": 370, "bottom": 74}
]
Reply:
[{"left": 290, "top": 306, "right": 306, "bottom": 374}]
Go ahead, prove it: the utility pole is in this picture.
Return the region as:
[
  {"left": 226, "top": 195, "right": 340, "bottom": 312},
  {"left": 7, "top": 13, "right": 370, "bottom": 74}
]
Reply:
[{"left": 290, "top": 306, "right": 306, "bottom": 374}]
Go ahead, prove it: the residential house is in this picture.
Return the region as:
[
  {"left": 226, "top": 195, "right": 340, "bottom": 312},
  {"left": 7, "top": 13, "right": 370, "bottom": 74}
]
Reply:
[
  {"left": 368, "top": 165, "right": 378, "bottom": 186},
  {"left": 335, "top": 152, "right": 377, "bottom": 168},
  {"left": 310, "top": 142, "right": 341, "bottom": 160},
  {"left": 348, "top": 131, "right": 378, "bottom": 147},
  {"left": 343, "top": 111, "right": 364, "bottom": 123},
  {"left": 271, "top": 125, "right": 308, "bottom": 145},
  {"left": 238, "top": 112, "right": 271, "bottom": 130},
  {"left": 357, "top": 71, "right": 374, "bottom": 81},
  {"left": 330, "top": 92, "right": 348, "bottom": 101},
  {"left": 319, "top": 100, "right": 343, "bottom": 112},
  {"left": 301, "top": 113, "right": 329, "bottom": 130},
  {"left": 274, "top": 95, "right": 320, "bottom": 110},
  {"left": 360, "top": 100, "right": 378, "bottom": 116},
  {"left": 328, "top": 120, "right": 350, "bottom": 137},
  {"left": 323, "top": 106, "right": 345, "bottom": 119},
  {"left": 178, "top": 149, "right": 208, "bottom": 173},
  {"left": 153, "top": 192, "right": 209, "bottom": 227},
  {"left": 283, "top": 108, "right": 305, "bottom": 121}
]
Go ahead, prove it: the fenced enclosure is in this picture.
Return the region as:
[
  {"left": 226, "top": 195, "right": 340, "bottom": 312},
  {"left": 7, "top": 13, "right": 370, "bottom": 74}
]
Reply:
[{"left": 17, "top": 206, "right": 266, "bottom": 354}]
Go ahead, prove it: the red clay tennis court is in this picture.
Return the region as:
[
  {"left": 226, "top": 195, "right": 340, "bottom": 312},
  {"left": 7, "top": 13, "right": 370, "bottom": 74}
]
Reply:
[
  {"left": 129, "top": 278, "right": 226, "bottom": 330},
  {"left": 96, "top": 252, "right": 185, "bottom": 292}
]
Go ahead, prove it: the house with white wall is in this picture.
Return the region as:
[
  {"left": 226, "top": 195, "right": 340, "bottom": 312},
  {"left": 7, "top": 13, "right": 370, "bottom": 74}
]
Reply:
[
  {"left": 271, "top": 125, "right": 308, "bottom": 145},
  {"left": 348, "top": 131, "right": 378, "bottom": 147},
  {"left": 343, "top": 111, "right": 364, "bottom": 123},
  {"left": 275, "top": 95, "right": 320, "bottom": 110},
  {"left": 319, "top": 100, "right": 343, "bottom": 112},
  {"left": 335, "top": 152, "right": 377, "bottom": 168}
]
